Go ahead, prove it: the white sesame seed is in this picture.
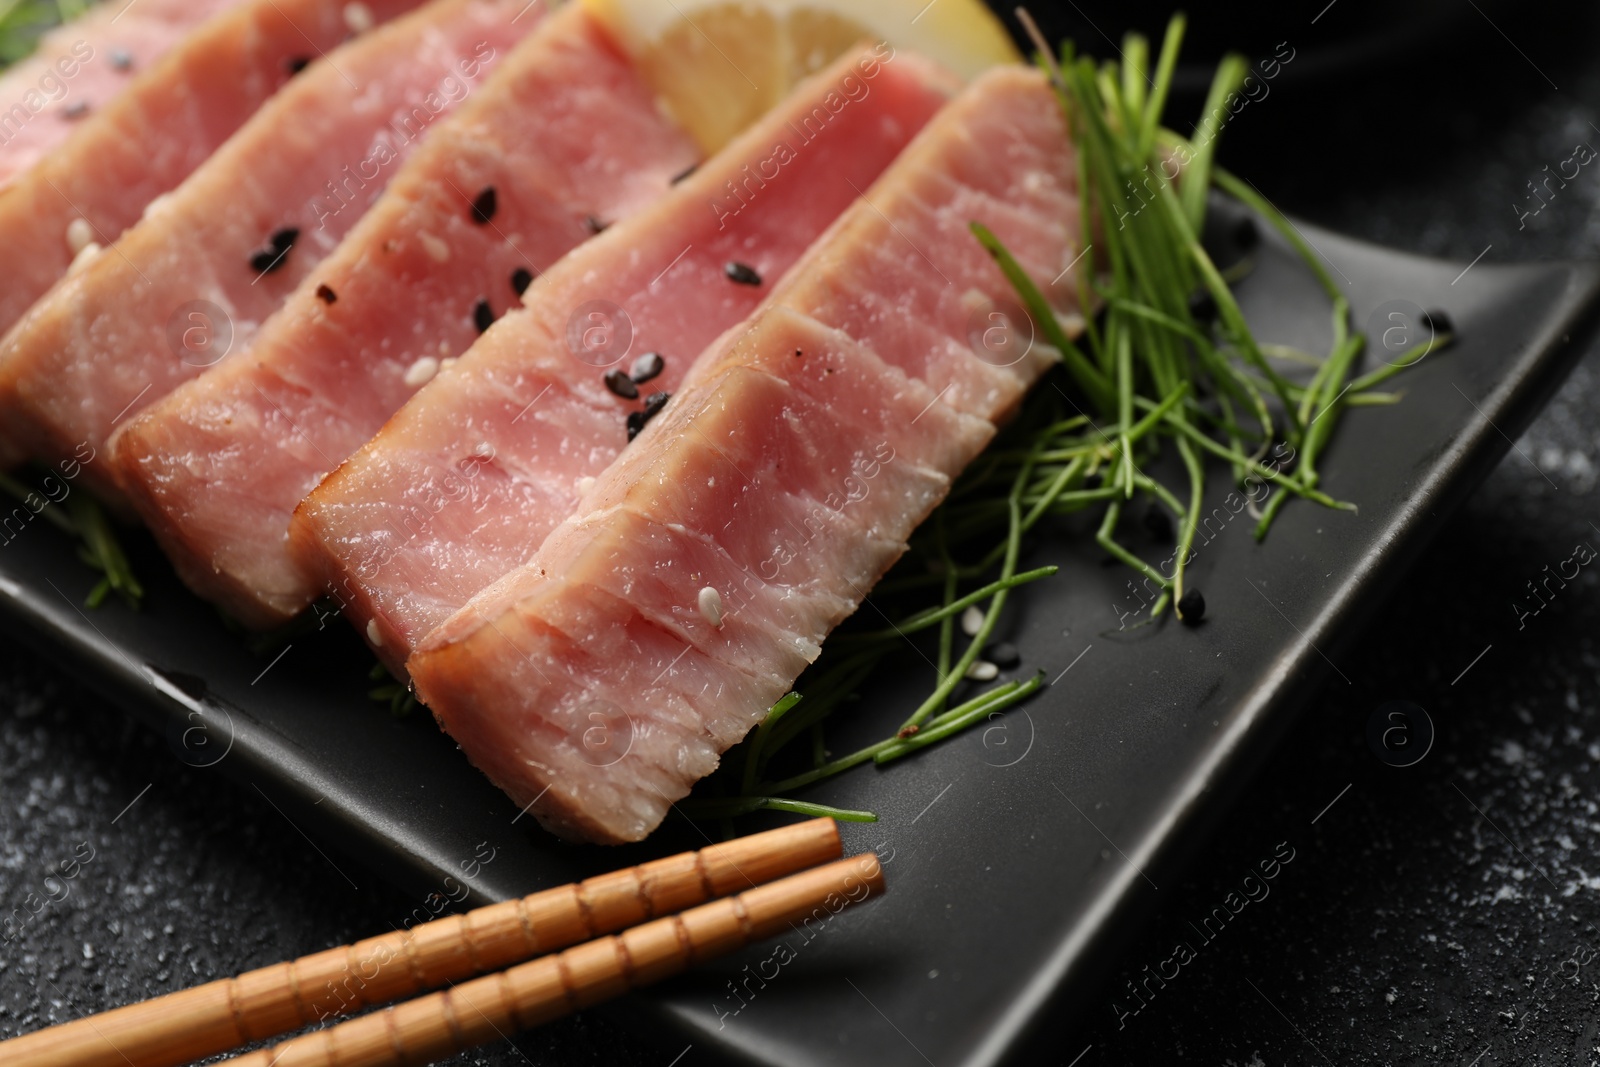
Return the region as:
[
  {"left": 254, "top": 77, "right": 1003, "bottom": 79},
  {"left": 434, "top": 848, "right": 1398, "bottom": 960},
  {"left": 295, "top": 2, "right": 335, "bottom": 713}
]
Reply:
[
  {"left": 440, "top": 357, "right": 456, "bottom": 370},
  {"left": 698, "top": 586, "right": 724, "bottom": 628},
  {"left": 418, "top": 231, "right": 450, "bottom": 262},
  {"left": 437, "top": 339, "right": 451, "bottom": 355},
  {"left": 141, "top": 193, "right": 173, "bottom": 220},
  {"left": 366, "top": 619, "right": 383, "bottom": 646},
  {"left": 403, "top": 356, "right": 439, "bottom": 388},
  {"left": 343, "top": 2, "right": 375, "bottom": 33},
  {"left": 68, "top": 242, "right": 100, "bottom": 274},
  {"left": 965, "top": 660, "right": 998, "bottom": 681},
  {"left": 575, "top": 476, "right": 595, "bottom": 496},
  {"left": 65, "top": 217, "right": 94, "bottom": 255},
  {"left": 961, "top": 605, "right": 984, "bottom": 637}
]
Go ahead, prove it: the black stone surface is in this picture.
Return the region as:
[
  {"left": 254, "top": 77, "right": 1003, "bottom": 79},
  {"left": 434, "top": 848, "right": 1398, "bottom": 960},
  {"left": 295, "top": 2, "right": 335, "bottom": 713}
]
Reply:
[{"left": 6, "top": 4, "right": 1600, "bottom": 1066}]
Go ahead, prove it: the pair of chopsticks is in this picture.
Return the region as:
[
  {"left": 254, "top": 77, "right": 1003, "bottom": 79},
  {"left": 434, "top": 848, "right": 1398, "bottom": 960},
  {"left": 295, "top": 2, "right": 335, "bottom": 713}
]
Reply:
[{"left": 1, "top": 818, "right": 883, "bottom": 1067}]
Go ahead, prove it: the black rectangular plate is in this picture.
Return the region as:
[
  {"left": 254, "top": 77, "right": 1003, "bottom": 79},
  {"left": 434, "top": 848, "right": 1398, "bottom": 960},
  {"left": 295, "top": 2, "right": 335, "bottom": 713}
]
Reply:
[{"left": 2, "top": 217, "right": 1597, "bottom": 1066}]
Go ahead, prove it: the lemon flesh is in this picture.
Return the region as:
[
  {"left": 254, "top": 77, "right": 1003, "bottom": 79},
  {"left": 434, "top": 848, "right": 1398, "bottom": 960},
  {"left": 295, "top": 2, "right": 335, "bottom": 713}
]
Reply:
[{"left": 583, "top": 0, "right": 1022, "bottom": 152}]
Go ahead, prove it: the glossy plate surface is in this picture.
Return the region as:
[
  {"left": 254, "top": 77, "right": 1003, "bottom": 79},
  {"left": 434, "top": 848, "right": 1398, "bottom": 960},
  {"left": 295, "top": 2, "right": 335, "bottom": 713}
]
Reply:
[{"left": 2, "top": 215, "right": 1596, "bottom": 1065}]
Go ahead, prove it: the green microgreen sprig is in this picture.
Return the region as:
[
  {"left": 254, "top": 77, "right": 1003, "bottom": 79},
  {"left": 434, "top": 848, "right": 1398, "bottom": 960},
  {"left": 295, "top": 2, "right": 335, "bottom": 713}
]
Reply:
[
  {"left": 0, "top": 468, "right": 143, "bottom": 608},
  {"left": 0, "top": 0, "right": 85, "bottom": 66}
]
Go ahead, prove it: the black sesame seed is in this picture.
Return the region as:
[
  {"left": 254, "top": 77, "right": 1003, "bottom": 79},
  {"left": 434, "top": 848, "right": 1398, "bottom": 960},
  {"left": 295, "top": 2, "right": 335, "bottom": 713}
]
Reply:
[
  {"left": 628, "top": 393, "right": 670, "bottom": 441},
  {"left": 510, "top": 267, "right": 533, "bottom": 295},
  {"left": 1143, "top": 503, "right": 1173, "bottom": 541},
  {"left": 1420, "top": 308, "right": 1454, "bottom": 335},
  {"left": 988, "top": 642, "right": 1021, "bottom": 669},
  {"left": 724, "top": 261, "right": 762, "bottom": 286},
  {"left": 1177, "top": 587, "right": 1206, "bottom": 625},
  {"left": 110, "top": 49, "right": 133, "bottom": 72},
  {"left": 584, "top": 215, "right": 607, "bottom": 235},
  {"left": 670, "top": 163, "right": 698, "bottom": 185},
  {"left": 1187, "top": 287, "right": 1218, "bottom": 323},
  {"left": 473, "top": 298, "right": 495, "bottom": 333},
  {"left": 1231, "top": 216, "right": 1259, "bottom": 252},
  {"left": 251, "top": 228, "right": 299, "bottom": 273},
  {"left": 286, "top": 55, "right": 311, "bottom": 75},
  {"left": 793, "top": 348, "right": 803, "bottom": 358},
  {"left": 316, "top": 283, "right": 337, "bottom": 304},
  {"left": 603, "top": 369, "right": 639, "bottom": 400},
  {"left": 471, "top": 186, "right": 497, "bottom": 225},
  {"left": 63, "top": 101, "right": 89, "bottom": 120},
  {"left": 629, "top": 352, "right": 663, "bottom": 384}
]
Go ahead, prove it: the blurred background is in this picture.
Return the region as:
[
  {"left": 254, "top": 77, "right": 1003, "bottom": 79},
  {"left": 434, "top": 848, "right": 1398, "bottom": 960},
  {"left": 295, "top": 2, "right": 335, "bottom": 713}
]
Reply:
[{"left": 5, "top": 1, "right": 1600, "bottom": 1064}]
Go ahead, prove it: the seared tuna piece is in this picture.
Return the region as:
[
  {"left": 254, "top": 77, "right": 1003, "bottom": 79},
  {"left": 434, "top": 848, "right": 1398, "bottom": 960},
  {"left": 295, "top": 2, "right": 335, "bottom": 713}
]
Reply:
[
  {"left": 0, "top": 0, "right": 536, "bottom": 497},
  {"left": 112, "top": 2, "right": 696, "bottom": 627},
  {"left": 0, "top": 0, "right": 428, "bottom": 345},
  {"left": 293, "top": 43, "right": 955, "bottom": 669},
  {"left": 410, "top": 67, "right": 1082, "bottom": 843}
]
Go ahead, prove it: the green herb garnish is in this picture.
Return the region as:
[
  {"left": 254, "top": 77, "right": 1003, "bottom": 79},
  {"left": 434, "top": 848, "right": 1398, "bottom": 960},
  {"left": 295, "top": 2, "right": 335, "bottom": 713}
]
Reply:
[
  {"left": 0, "top": 0, "right": 87, "bottom": 67},
  {"left": 0, "top": 467, "right": 143, "bottom": 607},
  {"left": 369, "top": 660, "right": 419, "bottom": 718},
  {"left": 682, "top": 13, "right": 1443, "bottom": 828}
]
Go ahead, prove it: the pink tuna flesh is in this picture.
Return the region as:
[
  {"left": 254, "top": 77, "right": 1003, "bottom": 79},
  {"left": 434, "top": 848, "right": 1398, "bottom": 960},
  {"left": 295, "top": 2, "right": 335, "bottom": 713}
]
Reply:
[
  {"left": 0, "top": 0, "right": 539, "bottom": 499},
  {"left": 0, "top": 0, "right": 430, "bottom": 356},
  {"left": 0, "top": 0, "right": 241, "bottom": 190},
  {"left": 409, "top": 67, "right": 1083, "bottom": 843},
  {"left": 293, "top": 42, "right": 957, "bottom": 671},
  {"left": 111, "top": 2, "right": 697, "bottom": 629}
]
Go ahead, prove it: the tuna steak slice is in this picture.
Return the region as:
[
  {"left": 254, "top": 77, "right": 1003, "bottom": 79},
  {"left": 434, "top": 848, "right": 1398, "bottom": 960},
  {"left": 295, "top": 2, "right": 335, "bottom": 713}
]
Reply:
[
  {"left": 408, "top": 67, "right": 1082, "bottom": 844},
  {"left": 111, "top": 2, "right": 697, "bottom": 630},
  {"left": 0, "top": 0, "right": 537, "bottom": 499},
  {"left": 293, "top": 43, "right": 956, "bottom": 670},
  {"left": 0, "top": 0, "right": 430, "bottom": 350},
  {"left": 0, "top": 0, "right": 239, "bottom": 190}
]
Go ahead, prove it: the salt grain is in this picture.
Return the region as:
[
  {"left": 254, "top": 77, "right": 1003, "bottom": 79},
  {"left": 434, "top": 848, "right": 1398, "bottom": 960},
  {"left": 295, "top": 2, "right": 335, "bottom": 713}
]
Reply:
[{"left": 403, "top": 356, "right": 439, "bottom": 388}]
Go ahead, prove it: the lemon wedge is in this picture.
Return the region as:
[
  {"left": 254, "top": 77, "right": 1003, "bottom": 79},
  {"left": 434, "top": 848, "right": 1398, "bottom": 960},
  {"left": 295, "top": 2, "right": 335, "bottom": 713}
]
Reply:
[{"left": 582, "top": 0, "right": 1022, "bottom": 153}]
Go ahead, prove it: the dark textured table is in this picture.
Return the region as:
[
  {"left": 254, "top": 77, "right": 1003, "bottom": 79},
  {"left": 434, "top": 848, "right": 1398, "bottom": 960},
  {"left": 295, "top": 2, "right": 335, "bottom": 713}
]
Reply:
[{"left": 6, "top": 5, "right": 1600, "bottom": 1066}]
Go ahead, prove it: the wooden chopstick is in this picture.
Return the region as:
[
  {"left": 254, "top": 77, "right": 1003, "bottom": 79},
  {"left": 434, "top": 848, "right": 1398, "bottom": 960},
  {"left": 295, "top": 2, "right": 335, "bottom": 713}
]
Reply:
[
  {"left": 0, "top": 818, "right": 842, "bottom": 1067},
  {"left": 224, "top": 852, "right": 886, "bottom": 1067}
]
